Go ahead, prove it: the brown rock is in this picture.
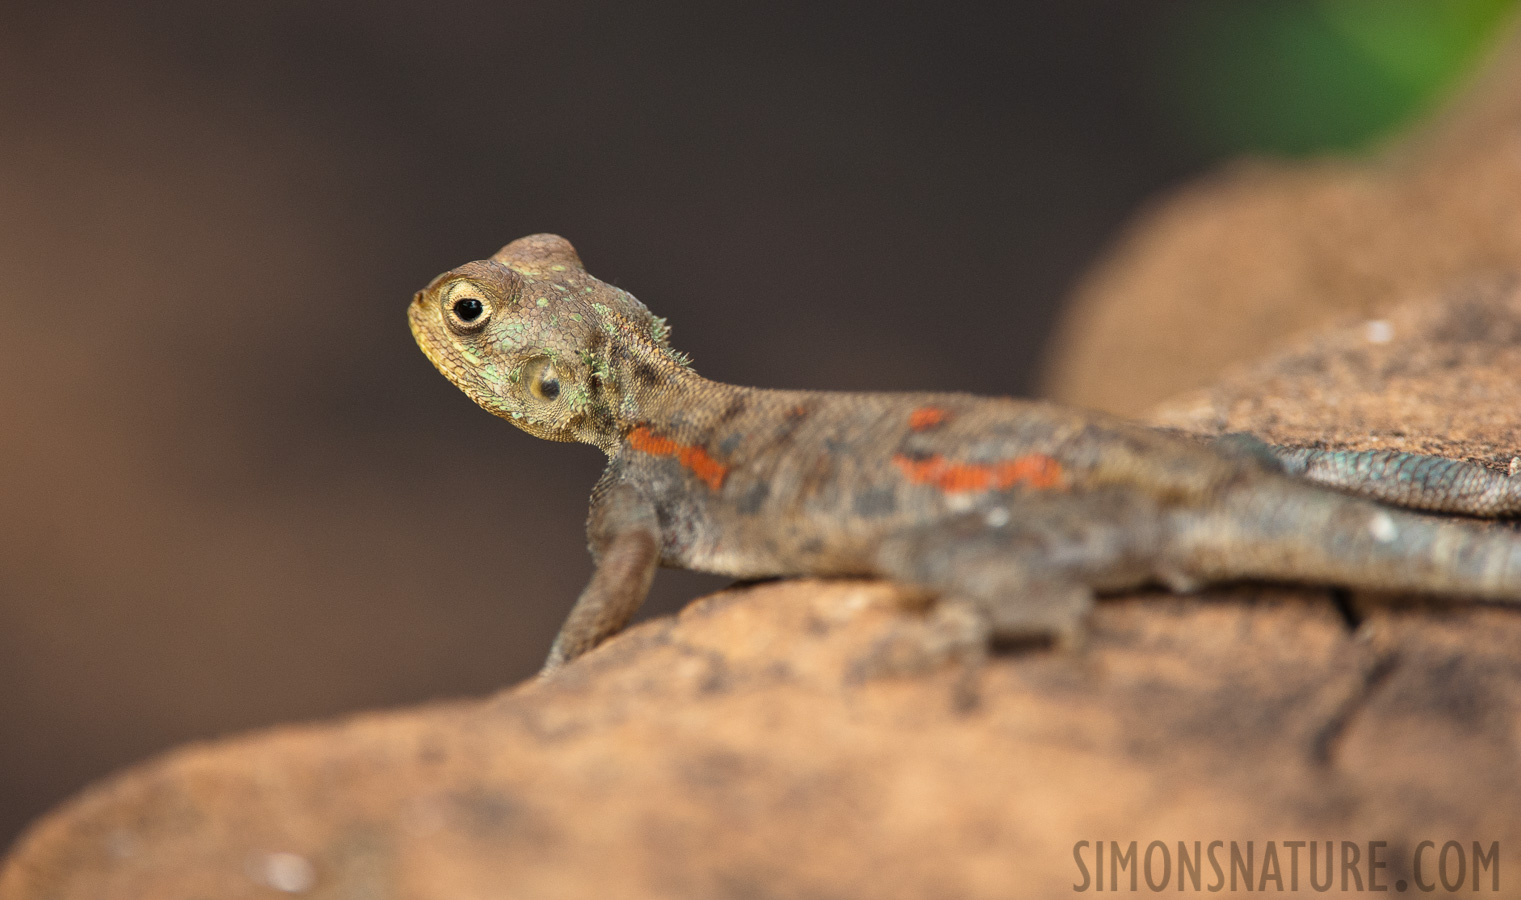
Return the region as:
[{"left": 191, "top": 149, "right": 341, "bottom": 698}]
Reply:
[
  {"left": 5, "top": 284, "right": 1521, "bottom": 898},
  {"left": 1042, "top": 26, "right": 1521, "bottom": 416},
  {"left": 4, "top": 579, "right": 1519, "bottom": 899},
  {"left": 1149, "top": 277, "right": 1521, "bottom": 462}
]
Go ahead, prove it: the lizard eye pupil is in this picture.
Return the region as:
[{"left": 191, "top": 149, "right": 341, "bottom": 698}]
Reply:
[{"left": 453, "top": 297, "right": 484, "bottom": 322}]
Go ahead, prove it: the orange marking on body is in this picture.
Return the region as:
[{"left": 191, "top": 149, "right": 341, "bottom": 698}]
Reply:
[
  {"left": 908, "top": 406, "right": 949, "bottom": 431},
  {"left": 892, "top": 452, "right": 1064, "bottom": 494},
  {"left": 628, "top": 426, "right": 728, "bottom": 491},
  {"left": 991, "top": 454, "right": 1064, "bottom": 490}
]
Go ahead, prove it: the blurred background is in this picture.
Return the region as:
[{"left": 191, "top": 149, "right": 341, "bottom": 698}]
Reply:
[{"left": 1, "top": 0, "right": 1514, "bottom": 848}]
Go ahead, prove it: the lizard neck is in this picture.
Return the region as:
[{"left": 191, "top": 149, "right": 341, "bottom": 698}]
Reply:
[
  {"left": 604, "top": 360, "right": 736, "bottom": 451},
  {"left": 589, "top": 324, "right": 743, "bottom": 456}
]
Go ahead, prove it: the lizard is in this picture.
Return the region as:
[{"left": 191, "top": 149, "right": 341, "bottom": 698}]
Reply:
[{"left": 409, "top": 233, "right": 1521, "bottom": 674}]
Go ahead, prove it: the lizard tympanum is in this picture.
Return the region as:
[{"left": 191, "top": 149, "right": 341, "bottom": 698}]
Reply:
[{"left": 410, "top": 234, "right": 1521, "bottom": 673}]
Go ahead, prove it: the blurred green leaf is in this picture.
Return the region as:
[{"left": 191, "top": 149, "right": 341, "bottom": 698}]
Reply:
[{"left": 1161, "top": 0, "right": 1519, "bottom": 156}]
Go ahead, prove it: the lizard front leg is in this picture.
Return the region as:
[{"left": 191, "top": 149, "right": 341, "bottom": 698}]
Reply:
[{"left": 542, "top": 483, "right": 661, "bottom": 674}]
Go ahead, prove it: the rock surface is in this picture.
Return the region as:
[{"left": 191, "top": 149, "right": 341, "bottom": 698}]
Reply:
[
  {"left": 1042, "top": 26, "right": 1521, "bottom": 416},
  {"left": 4, "top": 586, "right": 1520, "bottom": 899},
  {"left": 4, "top": 283, "right": 1521, "bottom": 898},
  {"left": 1150, "top": 277, "right": 1521, "bottom": 462}
]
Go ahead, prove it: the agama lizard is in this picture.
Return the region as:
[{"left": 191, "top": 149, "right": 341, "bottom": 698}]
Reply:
[{"left": 410, "top": 234, "right": 1521, "bottom": 673}]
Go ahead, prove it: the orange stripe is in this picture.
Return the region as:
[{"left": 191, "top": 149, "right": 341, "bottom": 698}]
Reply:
[
  {"left": 908, "top": 406, "right": 949, "bottom": 431},
  {"left": 990, "top": 454, "right": 1064, "bottom": 490},
  {"left": 892, "top": 452, "right": 1064, "bottom": 494},
  {"left": 628, "top": 426, "right": 728, "bottom": 491}
]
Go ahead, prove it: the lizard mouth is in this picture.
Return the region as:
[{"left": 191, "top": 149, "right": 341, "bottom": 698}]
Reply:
[{"left": 407, "top": 295, "right": 456, "bottom": 383}]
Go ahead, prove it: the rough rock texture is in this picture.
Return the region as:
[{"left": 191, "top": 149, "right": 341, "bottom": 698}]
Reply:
[
  {"left": 3, "top": 585, "right": 1520, "bottom": 899},
  {"left": 1151, "top": 277, "right": 1521, "bottom": 462},
  {"left": 1042, "top": 25, "right": 1521, "bottom": 416},
  {"left": 4, "top": 284, "right": 1521, "bottom": 898}
]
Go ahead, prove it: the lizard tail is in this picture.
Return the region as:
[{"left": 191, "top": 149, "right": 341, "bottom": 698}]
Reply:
[
  {"left": 1271, "top": 446, "right": 1521, "bottom": 517},
  {"left": 1177, "top": 479, "right": 1521, "bottom": 602}
]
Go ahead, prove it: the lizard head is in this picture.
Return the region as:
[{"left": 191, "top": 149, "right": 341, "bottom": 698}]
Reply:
[{"left": 409, "top": 233, "right": 691, "bottom": 452}]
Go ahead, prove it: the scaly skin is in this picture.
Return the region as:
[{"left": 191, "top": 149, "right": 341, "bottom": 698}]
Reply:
[{"left": 409, "top": 234, "right": 1521, "bottom": 673}]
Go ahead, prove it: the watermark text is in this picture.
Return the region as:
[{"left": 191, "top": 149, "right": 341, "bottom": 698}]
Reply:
[{"left": 1072, "top": 840, "right": 1499, "bottom": 892}]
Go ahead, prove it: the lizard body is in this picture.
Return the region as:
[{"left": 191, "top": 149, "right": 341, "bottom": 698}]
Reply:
[{"left": 409, "top": 234, "right": 1521, "bottom": 672}]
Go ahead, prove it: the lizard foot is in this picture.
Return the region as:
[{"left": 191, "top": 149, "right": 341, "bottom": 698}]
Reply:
[
  {"left": 981, "top": 579, "right": 1095, "bottom": 654},
  {"left": 847, "top": 595, "right": 990, "bottom": 683}
]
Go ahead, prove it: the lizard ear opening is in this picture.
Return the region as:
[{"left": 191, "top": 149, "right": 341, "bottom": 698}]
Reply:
[
  {"left": 523, "top": 356, "right": 562, "bottom": 404},
  {"left": 492, "top": 234, "right": 585, "bottom": 275}
]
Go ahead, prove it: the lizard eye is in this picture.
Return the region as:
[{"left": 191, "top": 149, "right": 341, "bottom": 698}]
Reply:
[
  {"left": 524, "top": 356, "right": 561, "bottom": 403},
  {"left": 454, "top": 297, "right": 483, "bottom": 321},
  {"left": 444, "top": 283, "right": 492, "bottom": 333}
]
